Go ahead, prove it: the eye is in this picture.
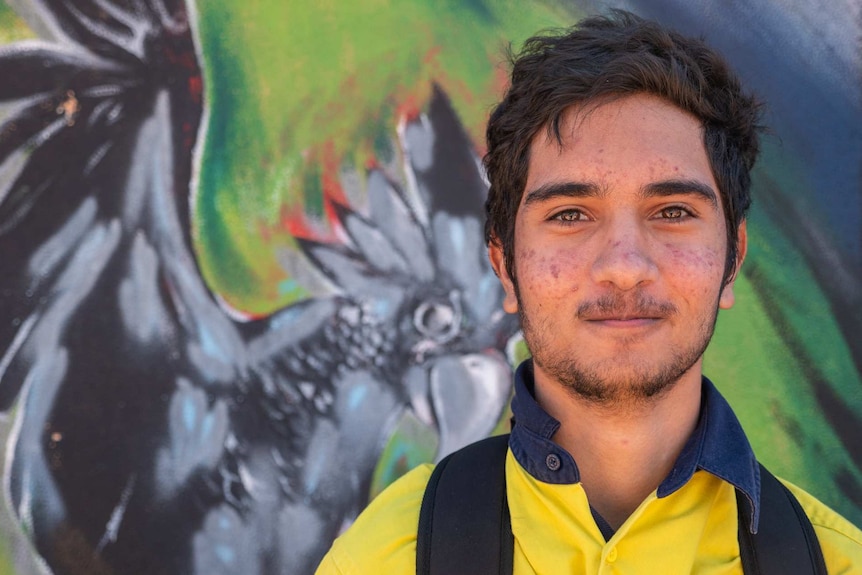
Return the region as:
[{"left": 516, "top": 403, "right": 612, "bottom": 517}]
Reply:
[
  {"left": 552, "top": 209, "right": 589, "bottom": 223},
  {"left": 658, "top": 206, "right": 691, "bottom": 220},
  {"left": 413, "top": 292, "right": 461, "bottom": 343}
]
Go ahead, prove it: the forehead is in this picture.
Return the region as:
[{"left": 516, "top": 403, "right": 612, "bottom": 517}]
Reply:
[{"left": 523, "top": 94, "right": 718, "bottom": 203}]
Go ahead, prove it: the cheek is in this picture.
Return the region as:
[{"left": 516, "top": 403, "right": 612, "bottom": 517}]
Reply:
[
  {"left": 516, "top": 244, "right": 586, "bottom": 299},
  {"left": 663, "top": 243, "right": 724, "bottom": 296}
]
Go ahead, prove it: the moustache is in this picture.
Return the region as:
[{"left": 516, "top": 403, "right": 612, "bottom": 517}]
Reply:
[{"left": 577, "top": 294, "right": 677, "bottom": 320}]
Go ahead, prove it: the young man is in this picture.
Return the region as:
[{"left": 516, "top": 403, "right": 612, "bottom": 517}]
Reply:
[{"left": 316, "top": 10, "right": 862, "bottom": 574}]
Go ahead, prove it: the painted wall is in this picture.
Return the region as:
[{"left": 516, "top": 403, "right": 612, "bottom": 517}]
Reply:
[{"left": 0, "top": 1, "right": 858, "bottom": 573}]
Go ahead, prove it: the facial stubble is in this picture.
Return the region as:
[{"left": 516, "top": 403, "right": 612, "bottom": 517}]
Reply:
[{"left": 516, "top": 288, "right": 721, "bottom": 408}]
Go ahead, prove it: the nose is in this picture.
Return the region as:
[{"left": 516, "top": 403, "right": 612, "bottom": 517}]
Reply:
[{"left": 590, "top": 217, "right": 658, "bottom": 291}]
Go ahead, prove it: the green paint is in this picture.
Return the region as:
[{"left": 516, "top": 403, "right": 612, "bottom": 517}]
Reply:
[
  {"left": 370, "top": 410, "right": 437, "bottom": 499},
  {"left": 194, "top": 0, "right": 575, "bottom": 313},
  {"left": 0, "top": 2, "right": 35, "bottom": 43},
  {"left": 302, "top": 162, "right": 324, "bottom": 220},
  {"left": 706, "top": 270, "right": 862, "bottom": 526},
  {"left": 193, "top": 6, "right": 293, "bottom": 311},
  {"left": 702, "top": 142, "right": 862, "bottom": 525},
  {"left": 278, "top": 278, "right": 304, "bottom": 299},
  {"left": 0, "top": 534, "right": 11, "bottom": 575}
]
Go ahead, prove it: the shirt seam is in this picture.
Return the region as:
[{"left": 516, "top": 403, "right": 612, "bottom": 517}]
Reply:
[
  {"left": 328, "top": 539, "right": 359, "bottom": 575},
  {"left": 809, "top": 521, "right": 862, "bottom": 547}
]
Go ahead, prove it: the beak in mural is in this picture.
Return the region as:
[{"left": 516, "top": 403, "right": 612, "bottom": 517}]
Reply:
[
  {"left": 298, "top": 85, "right": 519, "bottom": 462},
  {"left": 407, "top": 351, "right": 512, "bottom": 461},
  {"left": 0, "top": 0, "right": 517, "bottom": 573}
]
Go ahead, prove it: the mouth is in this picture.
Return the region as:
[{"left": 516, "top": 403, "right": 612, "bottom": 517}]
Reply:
[
  {"left": 584, "top": 316, "right": 662, "bottom": 328},
  {"left": 581, "top": 310, "right": 665, "bottom": 321},
  {"left": 578, "top": 295, "right": 676, "bottom": 326}
]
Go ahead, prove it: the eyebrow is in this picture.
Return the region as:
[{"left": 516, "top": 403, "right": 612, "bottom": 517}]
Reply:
[
  {"left": 522, "top": 178, "right": 720, "bottom": 209},
  {"left": 523, "top": 181, "right": 604, "bottom": 206},
  {"left": 641, "top": 179, "right": 719, "bottom": 208}
]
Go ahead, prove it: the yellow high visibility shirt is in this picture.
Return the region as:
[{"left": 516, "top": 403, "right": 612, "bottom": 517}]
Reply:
[{"left": 316, "top": 453, "right": 862, "bottom": 574}]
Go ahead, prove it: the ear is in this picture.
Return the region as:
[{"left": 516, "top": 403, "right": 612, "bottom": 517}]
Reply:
[
  {"left": 488, "top": 239, "right": 519, "bottom": 314},
  {"left": 719, "top": 220, "right": 748, "bottom": 310}
]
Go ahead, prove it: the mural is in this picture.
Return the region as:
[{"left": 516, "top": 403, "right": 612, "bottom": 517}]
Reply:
[{"left": 0, "top": 0, "right": 858, "bottom": 574}]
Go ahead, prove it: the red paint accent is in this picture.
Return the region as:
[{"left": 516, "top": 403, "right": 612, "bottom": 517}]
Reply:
[
  {"left": 395, "top": 91, "right": 423, "bottom": 125},
  {"left": 423, "top": 45, "right": 442, "bottom": 65},
  {"left": 280, "top": 204, "right": 317, "bottom": 241},
  {"left": 188, "top": 75, "right": 203, "bottom": 105}
]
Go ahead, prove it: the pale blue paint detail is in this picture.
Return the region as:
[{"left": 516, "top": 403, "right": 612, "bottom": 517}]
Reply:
[
  {"left": 215, "top": 544, "right": 235, "bottom": 565},
  {"left": 218, "top": 515, "right": 230, "bottom": 530},
  {"left": 202, "top": 413, "right": 213, "bottom": 437},
  {"left": 347, "top": 385, "right": 368, "bottom": 412},
  {"left": 183, "top": 399, "right": 196, "bottom": 432},
  {"left": 278, "top": 278, "right": 301, "bottom": 297},
  {"left": 198, "top": 326, "right": 223, "bottom": 360},
  {"left": 304, "top": 452, "right": 324, "bottom": 493},
  {"left": 371, "top": 299, "right": 390, "bottom": 318},
  {"left": 268, "top": 305, "right": 302, "bottom": 331},
  {"left": 473, "top": 274, "right": 500, "bottom": 319},
  {"left": 450, "top": 220, "right": 466, "bottom": 255},
  {"left": 479, "top": 275, "right": 499, "bottom": 311},
  {"left": 479, "top": 275, "right": 496, "bottom": 299}
]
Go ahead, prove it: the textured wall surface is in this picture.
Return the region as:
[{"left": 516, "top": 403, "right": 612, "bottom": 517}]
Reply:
[{"left": 0, "top": 1, "right": 859, "bottom": 573}]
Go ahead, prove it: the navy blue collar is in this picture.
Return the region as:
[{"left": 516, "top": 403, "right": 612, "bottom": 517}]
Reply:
[{"left": 508, "top": 360, "right": 761, "bottom": 533}]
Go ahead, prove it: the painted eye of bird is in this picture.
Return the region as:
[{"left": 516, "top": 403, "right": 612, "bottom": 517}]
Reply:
[{"left": 413, "top": 292, "right": 461, "bottom": 343}]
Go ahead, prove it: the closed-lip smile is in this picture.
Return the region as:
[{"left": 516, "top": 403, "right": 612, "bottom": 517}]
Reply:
[
  {"left": 582, "top": 312, "right": 663, "bottom": 321},
  {"left": 585, "top": 316, "right": 662, "bottom": 328}
]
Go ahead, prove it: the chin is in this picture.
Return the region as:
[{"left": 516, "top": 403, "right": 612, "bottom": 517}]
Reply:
[{"left": 542, "top": 356, "right": 697, "bottom": 406}]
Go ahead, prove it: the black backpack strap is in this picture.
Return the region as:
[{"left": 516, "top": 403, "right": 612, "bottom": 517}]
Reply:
[
  {"left": 416, "top": 434, "right": 513, "bottom": 575},
  {"left": 737, "top": 463, "right": 827, "bottom": 575}
]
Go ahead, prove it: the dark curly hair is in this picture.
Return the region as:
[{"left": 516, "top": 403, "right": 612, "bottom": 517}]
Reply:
[{"left": 484, "top": 9, "right": 764, "bottom": 285}]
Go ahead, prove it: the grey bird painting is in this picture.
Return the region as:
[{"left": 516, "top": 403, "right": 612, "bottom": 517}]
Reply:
[{"left": 0, "top": 1, "right": 518, "bottom": 573}]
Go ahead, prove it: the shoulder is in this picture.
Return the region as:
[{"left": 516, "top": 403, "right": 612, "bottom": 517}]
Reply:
[
  {"left": 314, "top": 463, "right": 434, "bottom": 575},
  {"left": 779, "top": 478, "right": 862, "bottom": 574}
]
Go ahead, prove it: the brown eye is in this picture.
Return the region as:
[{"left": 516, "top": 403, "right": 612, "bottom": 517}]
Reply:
[
  {"left": 661, "top": 207, "right": 685, "bottom": 219},
  {"left": 555, "top": 210, "right": 586, "bottom": 222}
]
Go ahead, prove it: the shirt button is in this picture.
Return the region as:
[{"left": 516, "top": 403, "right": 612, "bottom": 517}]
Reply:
[
  {"left": 606, "top": 547, "right": 618, "bottom": 563},
  {"left": 545, "top": 453, "right": 561, "bottom": 471}
]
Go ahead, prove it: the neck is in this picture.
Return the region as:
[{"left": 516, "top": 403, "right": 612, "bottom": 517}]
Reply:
[{"left": 533, "top": 363, "right": 703, "bottom": 530}]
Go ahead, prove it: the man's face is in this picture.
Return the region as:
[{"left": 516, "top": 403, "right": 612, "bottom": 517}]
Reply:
[{"left": 489, "top": 94, "right": 746, "bottom": 405}]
